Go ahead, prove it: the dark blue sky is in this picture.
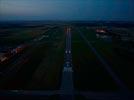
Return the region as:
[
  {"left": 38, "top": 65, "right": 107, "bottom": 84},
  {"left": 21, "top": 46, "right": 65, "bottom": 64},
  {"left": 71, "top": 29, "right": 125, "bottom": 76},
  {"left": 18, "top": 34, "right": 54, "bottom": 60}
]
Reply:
[{"left": 0, "top": 0, "right": 134, "bottom": 21}]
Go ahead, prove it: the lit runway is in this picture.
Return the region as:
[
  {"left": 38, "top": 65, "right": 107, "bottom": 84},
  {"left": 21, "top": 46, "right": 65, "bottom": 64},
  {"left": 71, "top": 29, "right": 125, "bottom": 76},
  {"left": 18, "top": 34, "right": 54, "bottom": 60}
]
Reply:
[{"left": 60, "top": 27, "right": 74, "bottom": 99}]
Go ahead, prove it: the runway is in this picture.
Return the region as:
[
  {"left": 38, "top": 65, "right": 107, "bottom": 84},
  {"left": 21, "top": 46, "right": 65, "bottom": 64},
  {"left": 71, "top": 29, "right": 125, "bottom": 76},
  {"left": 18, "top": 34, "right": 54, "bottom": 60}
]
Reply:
[{"left": 60, "top": 27, "right": 74, "bottom": 99}]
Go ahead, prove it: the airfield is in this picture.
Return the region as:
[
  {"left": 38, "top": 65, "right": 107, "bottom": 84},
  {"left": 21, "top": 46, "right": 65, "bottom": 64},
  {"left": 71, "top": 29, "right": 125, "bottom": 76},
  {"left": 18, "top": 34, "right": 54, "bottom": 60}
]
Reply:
[{"left": 0, "top": 22, "right": 134, "bottom": 99}]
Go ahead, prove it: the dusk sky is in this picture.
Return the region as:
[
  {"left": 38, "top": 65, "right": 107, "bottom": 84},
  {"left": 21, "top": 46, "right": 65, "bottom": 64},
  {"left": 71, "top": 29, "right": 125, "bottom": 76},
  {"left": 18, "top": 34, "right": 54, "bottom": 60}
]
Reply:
[{"left": 0, "top": 0, "right": 134, "bottom": 21}]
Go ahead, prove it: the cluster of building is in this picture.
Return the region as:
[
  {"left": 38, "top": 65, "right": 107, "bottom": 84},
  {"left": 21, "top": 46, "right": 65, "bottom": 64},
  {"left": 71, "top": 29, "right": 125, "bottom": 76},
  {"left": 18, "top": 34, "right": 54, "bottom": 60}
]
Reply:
[
  {"left": 95, "top": 27, "right": 134, "bottom": 60},
  {"left": 95, "top": 28, "right": 112, "bottom": 42},
  {"left": 0, "top": 44, "right": 28, "bottom": 64}
]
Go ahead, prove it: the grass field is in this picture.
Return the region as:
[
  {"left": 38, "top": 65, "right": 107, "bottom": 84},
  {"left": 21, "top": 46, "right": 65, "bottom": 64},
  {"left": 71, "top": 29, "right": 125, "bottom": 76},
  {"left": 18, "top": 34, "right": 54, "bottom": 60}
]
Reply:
[
  {"left": 0, "top": 27, "right": 65, "bottom": 90},
  {"left": 0, "top": 27, "right": 49, "bottom": 45},
  {"left": 79, "top": 26, "right": 134, "bottom": 90},
  {"left": 27, "top": 27, "right": 65, "bottom": 90},
  {"left": 72, "top": 27, "right": 118, "bottom": 91}
]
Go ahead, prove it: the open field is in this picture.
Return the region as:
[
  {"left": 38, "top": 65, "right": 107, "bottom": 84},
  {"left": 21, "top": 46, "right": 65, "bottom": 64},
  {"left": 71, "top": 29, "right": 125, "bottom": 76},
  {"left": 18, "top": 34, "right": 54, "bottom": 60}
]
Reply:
[
  {"left": 72, "top": 27, "right": 118, "bottom": 91},
  {"left": 0, "top": 26, "right": 65, "bottom": 90},
  {"left": 79, "top": 27, "right": 134, "bottom": 90}
]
